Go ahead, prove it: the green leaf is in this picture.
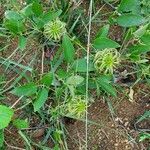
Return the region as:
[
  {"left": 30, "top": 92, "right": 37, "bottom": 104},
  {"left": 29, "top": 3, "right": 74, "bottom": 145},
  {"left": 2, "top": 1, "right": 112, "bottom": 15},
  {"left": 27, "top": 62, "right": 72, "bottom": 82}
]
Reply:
[
  {"left": 97, "top": 76, "right": 117, "bottom": 97},
  {"left": 11, "top": 83, "right": 37, "bottom": 96},
  {"left": 35, "top": 10, "right": 62, "bottom": 28},
  {"left": 117, "top": 14, "right": 145, "bottom": 27},
  {"left": 139, "top": 132, "right": 150, "bottom": 142},
  {"left": 56, "top": 69, "right": 69, "bottom": 79},
  {"left": 41, "top": 10, "right": 62, "bottom": 23},
  {"left": 4, "top": 20, "right": 25, "bottom": 34},
  {"left": 118, "top": 0, "right": 140, "bottom": 14},
  {"left": 136, "top": 110, "right": 150, "bottom": 123},
  {"left": 72, "top": 58, "right": 95, "bottom": 72},
  {"left": 33, "top": 88, "right": 48, "bottom": 112},
  {"left": 62, "top": 34, "right": 75, "bottom": 63},
  {"left": 141, "top": 33, "right": 150, "bottom": 45},
  {"left": 0, "top": 105, "right": 14, "bottom": 129},
  {"left": 21, "top": 4, "right": 33, "bottom": 17},
  {"left": 40, "top": 72, "right": 53, "bottom": 86},
  {"left": 13, "top": 119, "right": 29, "bottom": 129},
  {"left": 5, "top": 10, "right": 23, "bottom": 21},
  {"left": 66, "top": 75, "right": 84, "bottom": 86},
  {"left": 26, "top": 0, "right": 40, "bottom": 4},
  {"left": 0, "top": 130, "right": 4, "bottom": 147},
  {"left": 18, "top": 36, "right": 27, "bottom": 50},
  {"left": 134, "top": 24, "right": 149, "bottom": 38},
  {"left": 96, "top": 24, "right": 110, "bottom": 38},
  {"left": 129, "top": 44, "right": 150, "bottom": 56},
  {"left": 93, "top": 37, "right": 120, "bottom": 50},
  {"left": 32, "top": 2, "right": 43, "bottom": 17}
]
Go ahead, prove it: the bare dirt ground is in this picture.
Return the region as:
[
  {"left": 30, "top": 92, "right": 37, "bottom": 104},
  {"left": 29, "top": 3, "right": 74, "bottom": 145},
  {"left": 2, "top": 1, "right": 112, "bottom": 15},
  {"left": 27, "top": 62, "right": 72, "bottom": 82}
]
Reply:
[
  {"left": 66, "top": 84, "right": 150, "bottom": 150},
  {"left": 3, "top": 83, "right": 150, "bottom": 150}
]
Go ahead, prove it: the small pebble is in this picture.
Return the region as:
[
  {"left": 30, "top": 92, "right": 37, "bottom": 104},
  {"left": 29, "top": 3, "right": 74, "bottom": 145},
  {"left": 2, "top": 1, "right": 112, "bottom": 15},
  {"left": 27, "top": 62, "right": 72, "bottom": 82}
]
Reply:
[{"left": 124, "top": 122, "right": 129, "bottom": 127}]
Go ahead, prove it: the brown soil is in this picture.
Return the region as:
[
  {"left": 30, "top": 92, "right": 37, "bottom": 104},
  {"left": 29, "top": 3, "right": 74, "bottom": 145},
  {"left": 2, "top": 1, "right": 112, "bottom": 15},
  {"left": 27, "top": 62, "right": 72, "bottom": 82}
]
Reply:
[
  {"left": 66, "top": 84, "right": 150, "bottom": 150},
  {"left": 3, "top": 83, "right": 150, "bottom": 150}
]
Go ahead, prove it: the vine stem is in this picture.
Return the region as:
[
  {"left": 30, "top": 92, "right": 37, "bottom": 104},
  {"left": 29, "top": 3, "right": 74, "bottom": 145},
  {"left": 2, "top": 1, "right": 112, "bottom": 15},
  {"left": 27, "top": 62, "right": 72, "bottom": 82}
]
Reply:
[{"left": 85, "top": 0, "right": 93, "bottom": 149}]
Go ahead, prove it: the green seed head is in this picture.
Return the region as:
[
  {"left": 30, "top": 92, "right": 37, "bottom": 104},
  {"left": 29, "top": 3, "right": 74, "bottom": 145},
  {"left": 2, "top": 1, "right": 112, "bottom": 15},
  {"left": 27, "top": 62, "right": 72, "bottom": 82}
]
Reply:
[
  {"left": 94, "top": 48, "right": 121, "bottom": 74},
  {"left": 65, "top": 95, "right": 87, "bottom": 119},
  {"left": 44, "top": 18, "right": 66, "bottom": 41}
]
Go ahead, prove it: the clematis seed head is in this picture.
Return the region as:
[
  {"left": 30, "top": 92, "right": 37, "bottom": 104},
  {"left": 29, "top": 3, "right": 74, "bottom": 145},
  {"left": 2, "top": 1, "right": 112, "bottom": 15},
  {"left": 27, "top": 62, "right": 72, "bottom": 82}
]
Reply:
[
  {"left": 44, "top": 18, "right": 66, "bottom": 41},
  {"left": 94, "top": 48, "right": 121, "bottom": 74}
]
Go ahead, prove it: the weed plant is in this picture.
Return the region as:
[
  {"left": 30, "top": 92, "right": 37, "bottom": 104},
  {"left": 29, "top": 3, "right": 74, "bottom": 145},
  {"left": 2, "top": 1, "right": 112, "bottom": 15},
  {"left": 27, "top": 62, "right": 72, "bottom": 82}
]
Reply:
[{"left": 0, "top": 0, "right": 150, "bottom": 149}]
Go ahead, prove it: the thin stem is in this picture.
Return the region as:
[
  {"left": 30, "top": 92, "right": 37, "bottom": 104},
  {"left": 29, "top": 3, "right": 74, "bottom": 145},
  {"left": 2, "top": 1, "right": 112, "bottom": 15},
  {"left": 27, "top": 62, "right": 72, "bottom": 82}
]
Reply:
[
  {"left": 85, "top": 0, "right": 93, "bottom": 149},
  {"left": 5, "top": 141, "right": 25, "bottom": 150},
  {"left": 41, "top": 48, "right": 45, "bottom": 75},
  {"left": 11, "top": 96, "right": 23, "bottom": 109}
]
